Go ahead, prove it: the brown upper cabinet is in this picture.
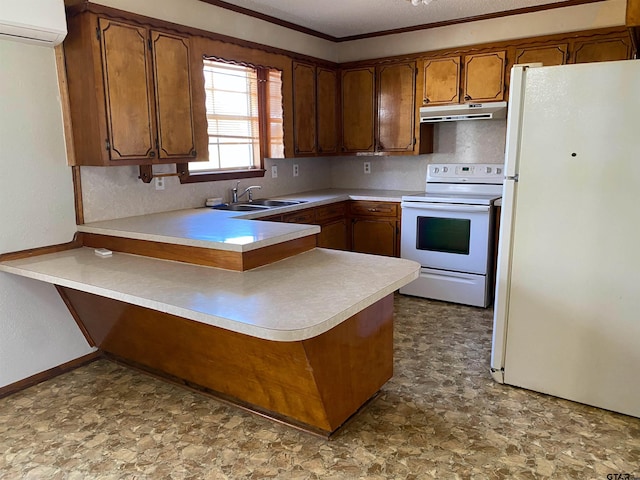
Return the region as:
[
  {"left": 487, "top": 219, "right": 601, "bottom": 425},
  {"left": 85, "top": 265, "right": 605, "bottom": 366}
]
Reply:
[
  {"left": 513, "top": 43, "right": 568, "bottom": 67},
  {"left": 292, "top": 62, "right": 317, "bottom": 156},
  {"left": 421, "top": 50, "right": 506, "bottom": 106},
  {"left": 341, "top": 66, "right": 376, "bottom": 153},
  {"left": 376, "top": 62, "right": 417, "bottom": 153},
  {"left": 341, "top": 62, "right": 418, "bottom": 154},
  {"left": 63, "top": 13, "right": 205, "bottom": 166},
  {"left": 292, "top": 62, "right": 339, "bottom": 156},
  {"left": 316, "top": 67, "right": 339, "bottom": 154},
  {"left": 571, "top": 36, "right": 633, "bottom": 63},
  {"left": 422, "top": 56, "right": 461, "bottom": 105},
  {"left": 462, "top": 50, "right": 507, "bottom": 102}
]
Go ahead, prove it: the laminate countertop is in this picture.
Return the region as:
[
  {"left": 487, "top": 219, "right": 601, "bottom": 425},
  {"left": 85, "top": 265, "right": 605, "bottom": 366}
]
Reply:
[
  {"left": 0, "top": 247, "right": 420, "bottom": 341},
  {"left": 76, "top": 189, "right": 420, "bottom": 253}
]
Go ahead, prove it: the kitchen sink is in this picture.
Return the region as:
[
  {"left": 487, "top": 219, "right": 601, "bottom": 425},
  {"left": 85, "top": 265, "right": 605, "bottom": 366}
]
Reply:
[
  {"left": 211, "top": 199, "right": 307, "bottom": 211},
  {"left": 247, "top": 199, "right": 307, "bottom": 207},
  {"left": 211, "top": 204, "right": 271, "bottom": 211}
]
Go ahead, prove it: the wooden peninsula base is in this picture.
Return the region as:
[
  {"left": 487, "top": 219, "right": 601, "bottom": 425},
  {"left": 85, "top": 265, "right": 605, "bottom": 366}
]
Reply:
[{"left": 57, "top": 286, "right": 394, "bottom": 436}]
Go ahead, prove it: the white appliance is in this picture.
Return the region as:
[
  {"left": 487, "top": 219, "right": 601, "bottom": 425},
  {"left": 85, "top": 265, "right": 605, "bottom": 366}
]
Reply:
[
  {"left": 0, "top": 0, "right": 67, "bottom": 47},
  {"left": 400, "top": 164, "right": 503, "bottom": 307},
  {"left": 491, "top": 61, "right": 640, "bottom": 418},
  {"left": 419, "top": 102, "right": 507, "bottom": 123}
]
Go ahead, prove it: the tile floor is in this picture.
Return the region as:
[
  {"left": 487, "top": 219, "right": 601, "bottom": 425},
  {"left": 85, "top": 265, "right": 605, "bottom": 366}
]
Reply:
[{"left": 1, "top": 295, "right": 639, "bottom": 479}]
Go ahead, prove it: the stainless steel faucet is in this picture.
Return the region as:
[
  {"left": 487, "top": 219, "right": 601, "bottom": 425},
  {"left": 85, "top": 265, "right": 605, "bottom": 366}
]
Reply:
[{"left": 231, "top": 181, "right": 262, "bottom": 203}]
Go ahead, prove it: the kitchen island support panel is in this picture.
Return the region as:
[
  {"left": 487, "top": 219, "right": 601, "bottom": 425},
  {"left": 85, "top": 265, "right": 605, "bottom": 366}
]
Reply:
[
  {"left": 81, "top": 232, "right": 317, "bottom": 271},
  {"left": 57, "top": 286, "right": 394, "bottom": 434}
]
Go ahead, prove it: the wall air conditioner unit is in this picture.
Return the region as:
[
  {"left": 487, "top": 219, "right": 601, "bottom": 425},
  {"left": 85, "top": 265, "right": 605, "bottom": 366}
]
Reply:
[{"left": 0, "top": 0, "right": 67, "bottom": 47}]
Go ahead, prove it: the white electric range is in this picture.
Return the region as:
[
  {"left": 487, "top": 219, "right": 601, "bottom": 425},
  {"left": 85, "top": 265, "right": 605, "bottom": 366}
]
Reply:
[{"left": 399, "top": 163, "right": 503, "bottom": 307}]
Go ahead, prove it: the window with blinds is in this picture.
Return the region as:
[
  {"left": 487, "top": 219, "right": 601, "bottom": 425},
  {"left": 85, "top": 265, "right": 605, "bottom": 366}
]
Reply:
[{"left": 188, "top": 58, "right": 284, "bottom": 176}]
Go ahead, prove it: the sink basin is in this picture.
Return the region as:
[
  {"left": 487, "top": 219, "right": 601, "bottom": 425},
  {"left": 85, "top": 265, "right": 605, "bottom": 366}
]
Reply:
[
  {"left": 211, "top": 204, "right": 271, "bottom": 211},
  {"left": 248, "top": 199, "right": 307, "bottom": 207},
  {"left": 211, "top": 199, "right": 307, "bottom": 211}
]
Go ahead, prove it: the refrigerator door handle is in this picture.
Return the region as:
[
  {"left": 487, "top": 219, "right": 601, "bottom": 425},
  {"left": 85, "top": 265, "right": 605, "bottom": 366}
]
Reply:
[{"left": 506, "top": 174, "right": 519, "bottom": 182}]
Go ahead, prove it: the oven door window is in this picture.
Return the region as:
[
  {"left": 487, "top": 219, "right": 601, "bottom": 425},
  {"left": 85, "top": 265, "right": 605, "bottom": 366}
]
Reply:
[{"left": 416, "top": 217, "right": 471, "bottom": 255}]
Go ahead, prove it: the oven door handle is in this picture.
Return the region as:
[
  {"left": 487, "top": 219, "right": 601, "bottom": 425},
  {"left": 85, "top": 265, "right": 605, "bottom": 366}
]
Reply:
[{"left": 401, "top": 202, "right": 491, "bottom": 213}]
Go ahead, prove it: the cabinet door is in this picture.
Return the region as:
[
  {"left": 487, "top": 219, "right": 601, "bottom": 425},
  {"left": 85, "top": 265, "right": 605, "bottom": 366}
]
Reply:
[
  {"left": 292, "top": 62, "right": 317, "bottom": 155},
  {"left": 99, "top": 18, "right": 156, "bottom": 161},
  {"left": 352, "top": 218, "right": 397, "bottom": 257},
  {"left": 341, "top": 67, "right": 375, "bottom": 153},
  {"left": 151, "top": 31, "right": 197, "bottom": 159},
  {"left": 514, "top": 44, "right": 568, "bottom": 66},
  {"left": 463, "top": 51, "right": 506, "bottom": 102},
  {"left": 318, "top": 219, "right": 349, "bottom": 250},
  {"left": 422, "top": 56, "right": 460, "bottom": 105},
  {"left": 316, "top": 67, "right": 339, "bottom": 154},
  {"left": 572, "top": 37, "right": 632, "bottom": 63},
  {"left": 377, "top": 62, "right": 416, "bottom": 152}
]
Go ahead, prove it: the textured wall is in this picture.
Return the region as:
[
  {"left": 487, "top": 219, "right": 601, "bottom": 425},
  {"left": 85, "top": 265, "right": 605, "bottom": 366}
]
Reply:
[
  {"left": 330, "top": 120, "right": 507, "bottom": 190},
  {"left": 81, "top": 157, "right": 333, "bottom": 223},
  {"left": 0, "top": 40, "right": 94, "bottom": 388}
]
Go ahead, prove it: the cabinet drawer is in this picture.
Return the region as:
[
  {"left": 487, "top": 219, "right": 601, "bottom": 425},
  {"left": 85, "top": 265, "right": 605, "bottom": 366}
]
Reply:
[
  {"left": 316, "top": 202, "right": 347, "bottom": 223},
  {"left": 282, "top": 209, "right": 316, "bottom": 224},
  {"left": 350, "top": 201, "right": 398, "bottom": 217}
]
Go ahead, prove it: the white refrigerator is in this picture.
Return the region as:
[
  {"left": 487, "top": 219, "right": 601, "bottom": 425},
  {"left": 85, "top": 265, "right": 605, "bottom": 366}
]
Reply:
[{"left": 491, "top": 61, "right": 640, "bottom": 419}]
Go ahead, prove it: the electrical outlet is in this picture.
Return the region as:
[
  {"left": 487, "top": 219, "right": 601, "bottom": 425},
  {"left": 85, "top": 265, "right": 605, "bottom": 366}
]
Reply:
[
  {"left": 293, "top": 164, "right": 299, "bottom": 177},
  {"left": 364, "top": 162, "right": 371, "bottom": 174},
  {"left": 155, "top": 176, "right": 165, "bottom": 190},
  {"left": 271, "top": 165, "right": 278, "bottom": 178}
]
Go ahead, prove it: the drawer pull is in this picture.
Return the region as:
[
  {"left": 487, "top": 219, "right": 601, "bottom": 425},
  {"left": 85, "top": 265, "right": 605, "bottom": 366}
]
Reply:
[{"left": 368, "top": 208, "right": 378, "bottom": 212}]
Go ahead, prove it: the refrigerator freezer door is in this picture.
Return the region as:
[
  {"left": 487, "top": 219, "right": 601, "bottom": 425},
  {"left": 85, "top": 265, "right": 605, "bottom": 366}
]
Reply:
[{"left": 498, "top": 61, "right": 640, "bottom": 418}]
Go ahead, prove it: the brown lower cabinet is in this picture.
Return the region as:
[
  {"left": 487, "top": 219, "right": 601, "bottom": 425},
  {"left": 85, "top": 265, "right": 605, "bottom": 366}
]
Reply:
[
  {"left": 262, "top": 200, "right": 400, "bottom": 257},
  {"left": 318, "top": 218, "right": 349, "bottom": 250},
  {"left": 350, "top": 201, "right": 400, "bottom": 257},
  {"left": 278, "top": 202, "right": 350, "bottom": 251}
]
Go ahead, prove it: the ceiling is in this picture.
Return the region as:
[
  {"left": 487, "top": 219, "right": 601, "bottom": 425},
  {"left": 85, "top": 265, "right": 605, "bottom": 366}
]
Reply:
[{"left": 210, "top": 0, "right": 591, "bottom": 40}]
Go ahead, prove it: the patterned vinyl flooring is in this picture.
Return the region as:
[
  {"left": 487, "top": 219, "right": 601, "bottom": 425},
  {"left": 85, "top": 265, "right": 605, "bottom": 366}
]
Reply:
[{"left": 1, "top": 294, "right": 638, "bottom": 479}]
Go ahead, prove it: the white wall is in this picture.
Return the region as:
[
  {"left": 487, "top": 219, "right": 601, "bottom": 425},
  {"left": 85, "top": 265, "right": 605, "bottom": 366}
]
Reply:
[
  {"left": 0, "top": 40, "right": 94, "bottom": 388},
  {"left": 93, "top": 0, "right": 626, "bottom": 63},
  {"left": 337, "top": 0, "right": 627, "bottom": 62},
  {"left": 81, "top": 158, "right": 332, "bottom": 223},
  {"left": 331, "top": 121, "right": 507, "bottom": 190},
  {"left": 92, "top": 0, "right": 337, "bottom": 61}
]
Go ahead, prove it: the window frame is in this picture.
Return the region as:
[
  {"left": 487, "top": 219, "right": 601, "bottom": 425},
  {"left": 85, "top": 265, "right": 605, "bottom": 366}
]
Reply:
[{"left": 178, "top": 56, "right": 282, "bottom": 183}]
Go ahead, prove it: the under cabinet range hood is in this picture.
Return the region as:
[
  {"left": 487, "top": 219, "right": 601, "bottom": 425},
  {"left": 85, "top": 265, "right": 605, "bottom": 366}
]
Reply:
[{"left": 420, "top": 101, "right": 507, "bottom": 123}]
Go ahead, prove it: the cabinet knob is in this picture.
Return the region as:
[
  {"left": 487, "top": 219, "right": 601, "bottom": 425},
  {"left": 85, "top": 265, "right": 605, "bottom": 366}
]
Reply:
[
  {"left": 423, "top": 98, "right": 429, "bottom": 104},
  {"left": 191, "top": 150, "right": 197, "bottom": 157},
  {"left": 464, "top": 94, "right": 471, "bottom": 101},
  {"left": 149, "top": 151, "right": 156, "bottom": 158}
]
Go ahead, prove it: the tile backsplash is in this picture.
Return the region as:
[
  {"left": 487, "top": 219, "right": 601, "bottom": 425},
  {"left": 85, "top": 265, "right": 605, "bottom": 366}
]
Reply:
[{"left": 81, "top": 120, "right": 506, "bottom": 223}]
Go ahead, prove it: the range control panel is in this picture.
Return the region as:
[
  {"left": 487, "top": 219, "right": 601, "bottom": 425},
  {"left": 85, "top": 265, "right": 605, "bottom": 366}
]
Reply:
[{"left": 427, "top": 163, "right": 504, "bottom": 184}]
